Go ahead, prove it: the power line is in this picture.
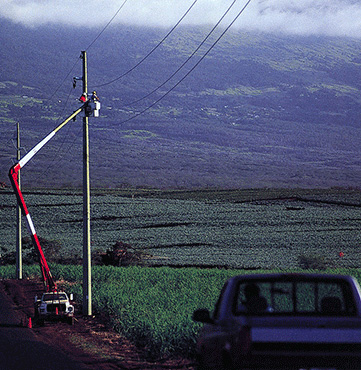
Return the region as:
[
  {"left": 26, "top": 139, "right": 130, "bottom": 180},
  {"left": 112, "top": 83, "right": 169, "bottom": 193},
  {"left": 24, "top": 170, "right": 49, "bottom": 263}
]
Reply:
[
  {"left": 43, "top": 2, "right": 129, "bottom": 171},
  {"left": 119, "top": 0, "right": 253, "bottom": 125},
  {"left": 94, "top": 0, "right": 199, "bottom": 88},
  {"left": 86, "top": 0, "right": 129, "bottom": 51},
  {"left": 44, "top": 86, "right": 79, "bottom": 173},
  {"left": 37, "top": 0, "right": 198, "bottom": 180},
  {"left": 125, "top": 0, "right": 238, "bottom": 107},
  {"left": 46, "top": 57, "right": 81, "bottom": 102},
  {"left": 47, "top": 1, "right": 128, "bottom": 102}
]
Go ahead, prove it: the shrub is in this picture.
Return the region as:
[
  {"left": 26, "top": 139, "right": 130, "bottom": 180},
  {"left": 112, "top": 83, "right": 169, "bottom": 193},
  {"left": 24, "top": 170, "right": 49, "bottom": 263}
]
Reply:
[
  {"left": 298, "top": 254, "right": 328, "bottom": 270},
  {"left": 94, "top": 241, "right": 143, "bottom": 266}
]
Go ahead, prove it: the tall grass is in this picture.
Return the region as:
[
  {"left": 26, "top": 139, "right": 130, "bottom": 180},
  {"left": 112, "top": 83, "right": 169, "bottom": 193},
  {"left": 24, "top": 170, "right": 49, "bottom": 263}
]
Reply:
[
  {"left": 2, "top": 265, "right": 361, "bottom": 358},
  {"left": 70, "top": 265, "right": 236, "bottom": 357}
]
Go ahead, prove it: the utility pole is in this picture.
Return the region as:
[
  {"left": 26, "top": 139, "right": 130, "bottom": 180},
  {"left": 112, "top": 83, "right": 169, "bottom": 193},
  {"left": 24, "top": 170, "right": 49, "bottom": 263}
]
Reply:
[
  {"left": 16, "top": 122, "right": 22, "bottom": 279},
  {"left": 81, "top": 50, "right": 92, "bottom": 316}
]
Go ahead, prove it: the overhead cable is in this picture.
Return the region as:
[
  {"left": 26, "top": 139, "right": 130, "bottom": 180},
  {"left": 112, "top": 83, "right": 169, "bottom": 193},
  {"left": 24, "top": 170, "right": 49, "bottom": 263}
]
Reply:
[
  {"left": 44, "top": 86, "right": 78, "bottom": 172},
  {"left": 119, "top": 0, "right": 253, "bottom": 125},
  {"left": 47, "top": 0, "right": 128, "bottom": 102},
  {"left": 86, "top": 0, "right": 129, "bottom": 51},
  {"left": 126, "top": 0, "right": 238, "bottom": 106},
  {"left": 94, "top": 0, "right": 199, "bottom": 88},
  {"left": 46, "top": 58, "right": 81, "bottom": 102}
]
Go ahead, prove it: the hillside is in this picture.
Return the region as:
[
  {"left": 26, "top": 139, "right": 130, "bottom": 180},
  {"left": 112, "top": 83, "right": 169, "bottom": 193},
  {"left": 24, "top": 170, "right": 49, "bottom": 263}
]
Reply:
[{"left": 1, "top": 20, "right": 361, "bottom": 189}]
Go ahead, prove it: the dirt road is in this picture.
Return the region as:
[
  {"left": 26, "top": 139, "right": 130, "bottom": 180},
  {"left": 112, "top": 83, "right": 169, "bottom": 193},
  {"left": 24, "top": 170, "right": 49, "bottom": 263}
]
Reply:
[
  {"left": 0, "top": 280, "right": 88, "bottom": 370},
  {"left": 0, "top": 278, "right": 195, "bottom": 370}
]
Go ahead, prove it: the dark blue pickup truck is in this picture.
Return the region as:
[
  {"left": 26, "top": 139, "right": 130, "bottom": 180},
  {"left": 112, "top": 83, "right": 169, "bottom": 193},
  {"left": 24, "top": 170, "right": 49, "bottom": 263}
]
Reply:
[{"left": 193, "top": 273, "right": 361, "bottom": 370}]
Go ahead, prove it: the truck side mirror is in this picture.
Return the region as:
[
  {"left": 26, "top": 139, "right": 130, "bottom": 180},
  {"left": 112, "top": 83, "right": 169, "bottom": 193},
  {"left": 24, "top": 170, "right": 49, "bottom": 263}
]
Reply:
[
  {"left": 69, "top": 293, "right": 74, "bottom": 301},
  {"left": 193, "top": 309, "right": 214, "bottom": 324}
]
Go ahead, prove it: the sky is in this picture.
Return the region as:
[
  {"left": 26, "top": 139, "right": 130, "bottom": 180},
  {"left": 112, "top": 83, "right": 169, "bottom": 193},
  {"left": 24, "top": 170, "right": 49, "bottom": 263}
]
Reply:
[{"left": 1, "top": 0, "right": 361, "bottom": 37}]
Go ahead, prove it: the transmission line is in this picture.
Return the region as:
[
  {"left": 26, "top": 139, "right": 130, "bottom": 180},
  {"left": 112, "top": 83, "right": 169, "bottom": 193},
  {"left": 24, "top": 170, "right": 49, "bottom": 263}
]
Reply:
[
  {"left": 44, "top": 86, "right": 79, "bottom": 173},
  {"left": 126, "top": 0, "right": 238, "bottom": 106},
  {"left": 94, "top": 0, "right": 199, "bottom": 88},
  {"left": 42, "top": 1, "right": 129, "bottom": 171},
  {"left": 47, "top": 1, "right": 128, "bottom": 102},
  {"left": 46, "top": 57, "right": 81, "bottom": 102},
  {"left": 119, "top": 0, "right": 253, "bottom": 125},
  {"left": 86, "top": 0, "right": 129, "bottom": 51}
]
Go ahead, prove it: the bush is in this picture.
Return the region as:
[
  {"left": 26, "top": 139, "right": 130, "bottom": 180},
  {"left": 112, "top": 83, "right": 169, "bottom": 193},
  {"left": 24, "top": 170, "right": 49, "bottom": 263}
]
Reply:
[
  {"left": 94, "top": 241, "right": 143, "bottom": 267},
  {"left": 298, "top": 254, "right": 328, "bottom": 270}
]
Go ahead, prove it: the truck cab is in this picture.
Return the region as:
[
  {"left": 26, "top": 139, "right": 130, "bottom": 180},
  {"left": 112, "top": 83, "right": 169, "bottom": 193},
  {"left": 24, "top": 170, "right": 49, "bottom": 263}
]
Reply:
[{"left": 35, "top": 291, "right": 74, "bottom": 325}]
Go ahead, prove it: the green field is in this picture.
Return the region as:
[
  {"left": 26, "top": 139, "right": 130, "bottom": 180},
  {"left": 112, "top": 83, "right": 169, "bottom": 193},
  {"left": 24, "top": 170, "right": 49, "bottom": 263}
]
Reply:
[
  {"left": 1, "top": 187, "right": 361, "bottom": 357},
  {"left": 1, "top": 188, "right": 360, "bottom": 269}
]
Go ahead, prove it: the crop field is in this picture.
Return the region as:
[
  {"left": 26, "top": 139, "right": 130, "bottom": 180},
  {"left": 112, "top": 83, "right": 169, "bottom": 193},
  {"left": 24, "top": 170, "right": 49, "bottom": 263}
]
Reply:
[{"left": 1, "top": 187, "right": 361, "bottom": 269}]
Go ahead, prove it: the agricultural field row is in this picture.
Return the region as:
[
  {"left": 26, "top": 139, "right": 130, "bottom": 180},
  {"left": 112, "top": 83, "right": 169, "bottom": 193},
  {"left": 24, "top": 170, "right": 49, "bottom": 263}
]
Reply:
[{"left": 0, "top": 188, "right": 360, "bottom": 269}]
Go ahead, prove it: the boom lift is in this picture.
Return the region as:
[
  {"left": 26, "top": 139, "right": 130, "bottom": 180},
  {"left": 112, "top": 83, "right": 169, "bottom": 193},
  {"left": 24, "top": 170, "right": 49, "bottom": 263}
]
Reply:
[{"left": 8, "top": 98, "right": 100, "bottom": 323}]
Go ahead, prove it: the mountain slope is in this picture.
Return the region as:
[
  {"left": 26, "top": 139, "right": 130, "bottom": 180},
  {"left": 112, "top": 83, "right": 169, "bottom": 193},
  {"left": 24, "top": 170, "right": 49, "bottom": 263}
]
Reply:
[{"left": 1, "top": 21, "right": 361, "bottom": 188}]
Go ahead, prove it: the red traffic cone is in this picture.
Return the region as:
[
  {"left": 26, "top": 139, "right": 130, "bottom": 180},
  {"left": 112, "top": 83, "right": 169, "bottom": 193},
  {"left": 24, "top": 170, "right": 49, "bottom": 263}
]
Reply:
[{"left": 27, "top": 317, "right": 32, "bottom": 329}]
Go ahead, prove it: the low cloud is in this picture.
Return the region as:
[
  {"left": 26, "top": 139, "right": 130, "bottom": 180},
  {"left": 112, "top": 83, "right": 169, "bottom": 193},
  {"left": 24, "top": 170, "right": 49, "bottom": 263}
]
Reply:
[{"left": 1, "top": 0, "right": 361, "bottom": 37}]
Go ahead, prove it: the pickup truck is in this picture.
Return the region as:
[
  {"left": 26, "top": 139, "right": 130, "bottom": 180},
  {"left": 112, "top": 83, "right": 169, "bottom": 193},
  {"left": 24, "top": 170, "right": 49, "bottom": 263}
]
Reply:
[
  {"left": 193, "top": 273, "right": 361, "bottom": 369},
  {"left": 34, "top": 291, "right": 74, "bottom": 325}
]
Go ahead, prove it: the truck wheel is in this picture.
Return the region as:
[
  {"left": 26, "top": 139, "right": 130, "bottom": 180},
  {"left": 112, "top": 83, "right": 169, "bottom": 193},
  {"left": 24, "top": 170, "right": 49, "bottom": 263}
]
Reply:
[{"left": 221, "top": 351, "right": 235, "bottom": 370}]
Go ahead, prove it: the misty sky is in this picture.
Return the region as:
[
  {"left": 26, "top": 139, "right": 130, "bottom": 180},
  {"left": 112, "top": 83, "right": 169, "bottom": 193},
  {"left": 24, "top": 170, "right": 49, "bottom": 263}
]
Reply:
[{"left": 1, "top": 0, "right": 361, "bottom": 38}]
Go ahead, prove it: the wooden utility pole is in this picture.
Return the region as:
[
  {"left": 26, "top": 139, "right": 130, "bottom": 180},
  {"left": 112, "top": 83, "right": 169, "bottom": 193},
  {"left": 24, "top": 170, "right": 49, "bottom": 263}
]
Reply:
[
  {"left": 81, "top": 50, "right": 92, "bottom": 316},
  {"left": 16, "top": 122, "right": 22, "bottom": 279}
]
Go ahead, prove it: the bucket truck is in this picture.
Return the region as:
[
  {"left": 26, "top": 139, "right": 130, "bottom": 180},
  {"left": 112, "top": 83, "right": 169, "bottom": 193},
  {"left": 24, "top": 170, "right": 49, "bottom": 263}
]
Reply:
[{"left": 8, "top": 99, "right": 100, "bottom": 325}]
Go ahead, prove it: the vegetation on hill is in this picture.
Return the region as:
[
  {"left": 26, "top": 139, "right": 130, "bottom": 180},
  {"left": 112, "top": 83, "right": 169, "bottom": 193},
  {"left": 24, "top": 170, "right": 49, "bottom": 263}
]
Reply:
[{"left": 1, "top": 21, "right": 361, "bottom": 188}]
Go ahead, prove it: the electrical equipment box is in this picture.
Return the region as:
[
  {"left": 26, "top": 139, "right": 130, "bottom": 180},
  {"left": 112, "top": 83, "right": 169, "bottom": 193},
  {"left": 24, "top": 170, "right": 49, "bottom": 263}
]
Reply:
[
  {"left": 85, "top": 101, "right": 101, "bottom": 117},
  {"left": 93, "top": 101, "right": 100, "bottom": 117}
]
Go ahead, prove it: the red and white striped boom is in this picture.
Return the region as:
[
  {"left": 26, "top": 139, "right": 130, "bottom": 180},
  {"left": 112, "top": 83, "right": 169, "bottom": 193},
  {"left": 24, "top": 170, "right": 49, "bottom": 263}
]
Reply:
[{"left": 8, "top": 107, "right": 83, "bottom": 292}]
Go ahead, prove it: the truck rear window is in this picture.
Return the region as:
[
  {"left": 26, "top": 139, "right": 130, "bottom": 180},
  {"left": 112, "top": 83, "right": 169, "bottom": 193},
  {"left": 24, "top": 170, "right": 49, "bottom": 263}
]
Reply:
[{"left": 235, "top": 279, "right": 357, "bottom": 316}]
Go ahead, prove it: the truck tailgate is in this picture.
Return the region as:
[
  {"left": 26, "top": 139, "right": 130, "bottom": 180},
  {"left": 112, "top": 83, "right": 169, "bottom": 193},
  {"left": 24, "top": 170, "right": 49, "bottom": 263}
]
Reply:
[
  {"left": 251, "top": 327, "right": 361, "bottom": 343},
  {"left": 243, "top": 318, "right": 361, "bottom": 368}
]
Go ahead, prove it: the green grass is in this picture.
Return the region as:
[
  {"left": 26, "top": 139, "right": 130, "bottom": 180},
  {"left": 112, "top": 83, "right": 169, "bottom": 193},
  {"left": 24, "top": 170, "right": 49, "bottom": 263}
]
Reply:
[
  {"left": 121, "top": 130, "right": 158, "bottom": 140},
  {"left": 0, "top": 95, "right": 43, "bottom": 107},
  {"left": 2, "top": 264, "right": 361, "bottom": 358}
]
